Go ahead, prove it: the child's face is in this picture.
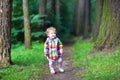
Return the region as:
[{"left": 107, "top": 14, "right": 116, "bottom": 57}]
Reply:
[{"left": 48, "top": 30, "right": 56, "bottom": 39}]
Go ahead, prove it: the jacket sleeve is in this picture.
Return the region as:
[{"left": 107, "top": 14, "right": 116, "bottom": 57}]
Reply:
[
  {"left": 44, "top": 39, "right": 49, "bottom": 56},
  {"left": 57, "top": 38, "right": 63, "bottom": 56}
]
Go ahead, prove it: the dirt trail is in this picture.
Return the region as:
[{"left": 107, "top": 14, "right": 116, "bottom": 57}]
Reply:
[{"left": 40, "top": 44, "right": 79, "bottom": 80}]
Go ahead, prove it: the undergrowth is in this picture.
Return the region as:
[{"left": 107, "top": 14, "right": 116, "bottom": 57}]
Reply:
[
  {"left": 0, "top": 41, "right": 48, "bottom": 80},
  {"left": 72, "top": 39, "right": 120, "bottom": 80}
]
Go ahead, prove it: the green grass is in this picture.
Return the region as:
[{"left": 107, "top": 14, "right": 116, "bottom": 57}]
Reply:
[
  {"left": 72, "top": 39, "right": 120, "bottom": 80},
  {"left": 11, "top": 41, "right": 47, "bottom": 65},
  {"left": 0, "top": 41, "right": 48, "bottom": 80}
]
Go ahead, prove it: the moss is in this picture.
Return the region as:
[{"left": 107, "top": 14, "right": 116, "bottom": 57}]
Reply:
[{"left": 95, "top": 0, "right": 120, "bottom": 49}]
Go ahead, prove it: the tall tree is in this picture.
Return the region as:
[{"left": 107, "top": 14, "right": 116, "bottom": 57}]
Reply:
[
  {"left": 39, "top": 0, "right": 46, "bottom": 30},
  {"left": 84, "top": 0, "right": 91, "bottom": 38},
  {"left": 56, "top": 0, "right": 61, "bottom": 29},
  {"left": 0, "top": 0, "right": 12, "bottom": 66},
  {"left": 93, "top": 0, "right": 103, "bottom": 40},
  {"left": 47, "top": 0, "right": 56, "bottom": 26},
  {"left": 23, "top": 0, "right": 31, "bottom": 49},
  {"left": 47, "top": 0, "right": 55, "bottom": 14},
  {"left": 95, "top": 0, "right": 120, "bottom": 50},
  {"left": 74, "top": 0, "right": 85, "bottom": 36}
]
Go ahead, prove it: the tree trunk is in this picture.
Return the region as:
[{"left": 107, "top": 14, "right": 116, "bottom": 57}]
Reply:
[
  {"left": 56, "top": 0, "right": 61, "bottom": 28},
  {"left": 47, "top": 0, "right": 55, "bottom": 14},
  {"left": 23, "top": 0, "right": 31, "bottom": 49},
  {"left": 95, "top": 0, "right": 120, "bottom": 50},
  {"left": 93, "top": 0, "right": 103, "bottom": 40},
  {"left": 75, "top": 0, "right": 81, "bottom": 36},
  {"left": 39, "top": 0, "right": 46, "bottom": 30},
  {"left": 47, "top": 0, "right": 56, "bottom": 26},
  {"left": 74, "top": 0, "right": 85, "bottom": 36},
  {"left": 84, "top": 0, "right": 91, "bottom": 38},
  {"left": 0, "top": 0, "right": 12, "bottom": 67},
  {"left": 54, "top": 0, "right": 63, "bottom": 31}
]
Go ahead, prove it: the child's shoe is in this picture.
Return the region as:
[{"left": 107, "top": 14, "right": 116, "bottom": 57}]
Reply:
[
  {"left": 58, "top": 67, "right": 64, "bottom": 73},
  {"left": 50, "top": 68, "right": 55, "bottom": 75}
]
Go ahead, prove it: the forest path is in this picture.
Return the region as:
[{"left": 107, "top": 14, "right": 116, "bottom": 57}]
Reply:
[{"left": 40, "top": 43, "right": 79, "bottom": 80}]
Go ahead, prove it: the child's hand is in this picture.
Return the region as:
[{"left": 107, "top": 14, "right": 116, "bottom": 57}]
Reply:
[{"left": 45, "top": 53, "right": 49, "bottom": 57}]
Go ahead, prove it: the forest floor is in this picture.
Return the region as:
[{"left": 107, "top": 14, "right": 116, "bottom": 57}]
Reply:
[{"left": 39, "top": 41, "right": 81, "bottom": 80}]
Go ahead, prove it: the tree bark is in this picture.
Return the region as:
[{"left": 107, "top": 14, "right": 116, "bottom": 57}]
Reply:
[
  {"left": 47, "top": 0, "right": 56, "bottom": 26},
  {"left": 56, "top": 0, "right": 60, "bottom": 21},
  {"left": 23, "top": 0, "right": 31, "bottom": 49},
  {"left": 95, "top": 0, "right": 120, "bottom": 50},
  {"left": 74, "top": 0, "right": 85, "bottom": 36},
  {"left": 56, "top": 0, "right": 61, "bottom": 28},
  {"left": 84, "top": 0, "right": 91, "bottom": 38},
  {"left": 47, "top": 0, "right": 55, "bottom": 14},
  {"left": 93, "top": 0, "right": 103, "bottom": 40},
  {"left": 39, "top": 0, "right": 46, "bottom": 29},
  {"left": 0, "top": 0, "right": 12, "bottom": 67}
]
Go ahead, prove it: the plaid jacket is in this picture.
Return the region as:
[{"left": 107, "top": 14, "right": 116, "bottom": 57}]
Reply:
[{"left": 44, "top": 37, "right": 63, "bottom": 60}]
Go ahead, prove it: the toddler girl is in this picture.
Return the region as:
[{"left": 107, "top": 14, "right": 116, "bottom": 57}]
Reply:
[{"left": 44, "top": 27, "right": 64, "bottom": 75}]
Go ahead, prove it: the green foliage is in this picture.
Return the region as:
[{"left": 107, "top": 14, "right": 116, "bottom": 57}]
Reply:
[
  {"left": 56, "top": 26, "right": 70, "bottom": 40},
  {"left": 84, "top": 51, "right": 120, "bottom": 80},
  {"left": 31, "top": 14, "right": 40, "bottom": 25},
  {"left": 11, "top": 41, "right": 47, "bottom": 65},
  {"left": 12, "top": 0, "right": 97, "bottom": 43},
  {"left": 12, "top": 0, "right": 40, "bottom": 43},
  {"left": 72, "top": 38, "right": 94, "bottom": 67},
  {"left": 12, "top": 0, "right": 24, "bottom": 43},
  {"left": 45, "top": 0, "right": 76, "bottom": 40},
  {"left": 72, "top": 39, "right": 120, "bottom": 80},
  {"left": 28, "top": 0, "right": 39, "bottom": 14},
  {"left": 12, "top": 0, "right": 23, "bottom": 17},
  {"left": 31, "top": 31, "right": 45, "bottom": 38},
  {"left": 90, "top": 0, "right": 96, "bottom": 27},
  {"left": 11, "top": 0, "right": 80, "bottom": 43},
  {"left": 0, "top": 41, "right": 48, "bottom": 80},
  {"left": 0, "top": 64, "right": 46, "bottom": 80},
  {"left": 57, "top": 0, "right": 76, "bottom": 40},
  {"left": 11, "top": 27, "right": 24, "bottom": 43}
]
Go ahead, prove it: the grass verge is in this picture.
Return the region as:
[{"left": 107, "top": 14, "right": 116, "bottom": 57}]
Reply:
[
  {"left": 0, "top": 41, "right": 48, "bottom": 80},
  {"left": 72, "top": 39, "right": 120, "bottom": 80}
]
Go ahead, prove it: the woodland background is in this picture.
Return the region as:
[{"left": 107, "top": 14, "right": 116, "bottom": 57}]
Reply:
[{"left": 0, "top": 0, "right": 120, "bottom": 80}]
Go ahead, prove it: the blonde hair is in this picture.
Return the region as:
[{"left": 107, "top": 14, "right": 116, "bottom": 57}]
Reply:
[{"left": 45, "top": 27, "right": 56, "bottom": 35}]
